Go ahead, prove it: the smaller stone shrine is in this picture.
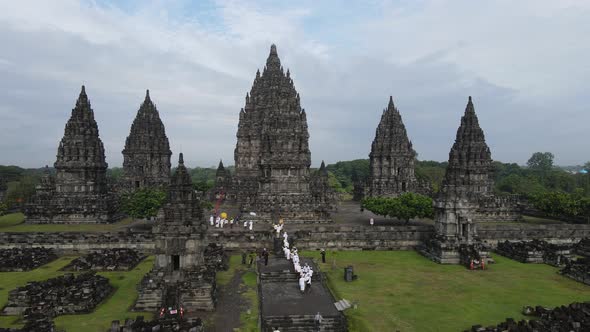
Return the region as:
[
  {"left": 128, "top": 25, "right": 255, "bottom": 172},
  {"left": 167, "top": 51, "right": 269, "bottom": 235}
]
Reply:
[
  {"left": 0, "top": 247, "right": 57, "bottom": 272},
  {"left": 2, "top": 272, "right": 112, "bottom": 317},
  {"left": 134, "top": 153, "right": 217, "bottom": 313},
  {"left": 421, "top": 97, "right": 491, "bottom": 264},
  {"left": 210, "top": 160, "right": 233, "bottom": 201},
  {"left": 62, "top": 248, "right": 146, "bottom": 271}
]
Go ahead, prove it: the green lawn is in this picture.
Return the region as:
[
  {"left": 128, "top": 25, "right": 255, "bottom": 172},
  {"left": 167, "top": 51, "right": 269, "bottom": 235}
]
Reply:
[
  {"left": 303, "top": 250, "right": 590, "bottom": 332},
  {"left": 0, "top": 213, "right": 135, "bottom": 232},
  {"left": 0, "top": 255, "right": 154, "bottom": 331}
]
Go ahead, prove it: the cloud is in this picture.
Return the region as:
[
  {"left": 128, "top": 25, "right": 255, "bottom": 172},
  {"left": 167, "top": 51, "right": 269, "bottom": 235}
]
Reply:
[{"left": 0, "top": 0, "right": 588, "bottom": 168}]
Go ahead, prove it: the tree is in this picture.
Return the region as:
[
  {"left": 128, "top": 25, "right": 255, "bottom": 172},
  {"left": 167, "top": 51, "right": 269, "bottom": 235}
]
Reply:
[
  {"left": 584, "top": 161, "right": 590, "bottom": 171},
  {"left": 121, "top": 189, "right": 167, "bottom": 219},
  {"left": 361, "top": 193, "right": 433, "bottom": 224},
  {"left": 527, "top": 152, "right": 554, "bottom": 173}
]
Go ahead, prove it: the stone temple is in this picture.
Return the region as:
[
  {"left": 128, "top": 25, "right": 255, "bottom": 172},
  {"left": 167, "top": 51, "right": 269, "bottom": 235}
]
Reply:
[
  {"left": 121, "top": 90, "right": 172, "bottom": 191},
  {"left": 232, "top": 44, "right": 335, "bottom": 223},
  {"left": 422, "top": 97, "right": 495, "bottom": 263},
  {"left": 366, "top": 96, "right": 422, "bottom": 197},
  {"left": 135, "top": 153, "right": 215, "bottom": 312},
  {"left": 26, "top": 86, "right": 117, "bottom": 223}
]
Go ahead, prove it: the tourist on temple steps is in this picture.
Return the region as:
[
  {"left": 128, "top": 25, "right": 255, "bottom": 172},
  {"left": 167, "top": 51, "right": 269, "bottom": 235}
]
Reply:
[
  {"left": 230, "top": 218, "right": 234, "bottom": 229},
  {"left": 209, "top": 214, "right": 214, "bottom": 226},
  {"left": 320, "top": 248, "right": 326, "bottom": 263},
  {"left": 370, "top": 218, "right": 374, "bottom": 226},
  {"left": 263, "top": 248, "right": 269, "bottom": 266},
  {"left": 248, "top": 220, "right": 253, "bottom": 231},
  {"left": 314, "top": 312, "right": 323, "bottom": 331}
]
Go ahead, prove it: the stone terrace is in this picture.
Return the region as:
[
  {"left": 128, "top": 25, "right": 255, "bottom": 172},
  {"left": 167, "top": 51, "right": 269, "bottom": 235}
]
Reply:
[
  {"left": 0, "top": 247, "right": 57, "bottom": 271},
  {"left": 258, "top": 257, "right": 346, "bottom": 332}
]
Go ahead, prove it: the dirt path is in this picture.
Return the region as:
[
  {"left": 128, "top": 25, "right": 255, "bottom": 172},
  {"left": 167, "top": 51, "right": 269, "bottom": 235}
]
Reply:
[{"left": 211, "top": 269, "right": 249, "bottom": 332}]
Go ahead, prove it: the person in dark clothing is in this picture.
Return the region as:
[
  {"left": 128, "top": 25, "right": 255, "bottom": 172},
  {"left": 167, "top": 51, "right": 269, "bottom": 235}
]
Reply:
[
  {"left": 241, "top": 252, "right": 247, "bottom": 265},
  {"left": 263, "top": 248, "right": 269, "bottom": 266},
  {"left": 320, "top": 249, "right": 326, "bottom": 263}
]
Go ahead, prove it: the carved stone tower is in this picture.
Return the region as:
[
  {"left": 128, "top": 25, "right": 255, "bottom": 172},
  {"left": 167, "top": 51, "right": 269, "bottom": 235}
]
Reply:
[
  {"left": 211, "top": 160, "right": 232, "bottom": 201},
  {"left": 135, "top": 153, "right": 215, "bottom": 313},
  {"left": 122, "top": 90, "right": 172, "bottom": 190},
  {"left": 422, "top": 97, "right": 492, "bottom": 264},
  {"left": 233, "top": 44, "right": 333, "bottom": 223},
  {"left": 368, "top": 97, "right": 419, "bottom": 197},
  {"left": 26, "top": 86, "right": 116, "bottom": 223}
]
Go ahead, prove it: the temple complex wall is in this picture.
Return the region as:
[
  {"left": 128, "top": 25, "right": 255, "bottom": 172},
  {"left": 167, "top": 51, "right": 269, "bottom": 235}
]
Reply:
[{"left": 2, "top": 223, "right": 590, "bottom": 253}]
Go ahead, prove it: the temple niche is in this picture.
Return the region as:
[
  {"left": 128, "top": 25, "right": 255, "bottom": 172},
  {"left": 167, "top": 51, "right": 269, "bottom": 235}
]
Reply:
[
  {"left": 135, "top": 153, "right": 215, "bottom": 312},
  {"left": 232, "top": 44, "right": 335, "bottom": 223},
  {"left": 366, "top": 96, "right": 425, "bottom": 198},
  {"left": 25, "top": 86, "right": 117, "bottom": 223},
  {"left": 121, "top": 90, "right": 172, "bottom": 191}
]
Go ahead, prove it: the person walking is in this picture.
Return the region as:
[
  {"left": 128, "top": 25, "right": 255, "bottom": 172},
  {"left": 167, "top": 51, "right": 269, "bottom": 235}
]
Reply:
[{"left": 320, "top": 248, "right": 326, "bottom": 263}]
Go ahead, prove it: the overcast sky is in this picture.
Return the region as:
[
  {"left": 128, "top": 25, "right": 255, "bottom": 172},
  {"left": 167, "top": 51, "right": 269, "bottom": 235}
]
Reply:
[{"left": 0, "top": 0, "right": 588, "bottom": 168}]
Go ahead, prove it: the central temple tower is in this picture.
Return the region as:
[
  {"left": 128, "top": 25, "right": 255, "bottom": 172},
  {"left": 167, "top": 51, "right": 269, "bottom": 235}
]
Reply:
[{"left": 233, "top": 44, "right": 333, "bottom": 223}]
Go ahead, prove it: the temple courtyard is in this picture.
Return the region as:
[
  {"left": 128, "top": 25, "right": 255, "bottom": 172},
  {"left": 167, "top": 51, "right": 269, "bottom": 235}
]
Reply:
[{"left": 1, "top": 209, "right": 588, "bottom": 332}]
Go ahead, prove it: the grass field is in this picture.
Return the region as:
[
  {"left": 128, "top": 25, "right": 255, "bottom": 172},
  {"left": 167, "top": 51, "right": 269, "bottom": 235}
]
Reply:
[
  {"left": 0, "top": 213, "right": 135, "bottom": 232},
  {"left": 303, "top": 250, "right": 590, "bottom": 332},
  {"left": 0, "top": 255, "right": 154, "bottom": 331}
]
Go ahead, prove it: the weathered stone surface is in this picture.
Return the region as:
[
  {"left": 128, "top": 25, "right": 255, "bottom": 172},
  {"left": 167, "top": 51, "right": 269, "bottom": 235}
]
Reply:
[
  {"left": 122, "top": 90, "right": 172, "bottom": 191},
  {"left": 233, "top": 44, "right": 334, "bottom": 223},
  {"left": 135, "top": 153, "right": 217, "bottom": 313},
  {"left": 62, "top": 248, "right": 146, "bottom": 271},
  {"left": 2, "top": 272, "right": 112, "bottom": 317},
  {"left": 466, "top": 302, "right": 590, "bottom": 332},
  {"left": 109, "top": 315, "right": 204, "bottom": 332},
  {"left": 25, "top": 86, "right": 117, "bottom": 223},
  {"left": 0, "top": 247, "right": 57, "bottom": 272},
  {"left": 366, "top": 97, "right": 427, "bottom": 198},
  {"left": 496, "top": 239, "right": 572, "bottom": 265},
  {"left": 210, "top": 160, "right": 233, "bottom": 201},
  {"left": 561, "top": 257, "right": 590, "bottom": 286}
]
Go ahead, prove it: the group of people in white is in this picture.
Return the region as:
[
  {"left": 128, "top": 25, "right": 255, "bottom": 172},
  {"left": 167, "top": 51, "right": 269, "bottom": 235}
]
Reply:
[
  {"left": 278, "top": 224, "right": 314, "bottom": 293},
  {"left": 209, "top": 213, "right": 254, "bottom": 230}
]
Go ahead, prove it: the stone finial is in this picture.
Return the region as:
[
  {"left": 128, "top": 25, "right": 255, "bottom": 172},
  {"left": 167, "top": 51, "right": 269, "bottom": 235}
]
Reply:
[
  {"left": 388, "top": 96, "right": 395, "bottom": 109},
  {"left": 270, "top": 44, "right": 277, "bottom": 55},
  {"left": 218, "top": 159, "right": 224, "bottom": 170},
  {"left": 145, "top": 89, "right": 151, "bottom": 101},
  {"left": 76, "top": 85, "right": 89, "bottom": 107},
  {"left": 179, "top": 152, "right": 184, "bottom": 165}
]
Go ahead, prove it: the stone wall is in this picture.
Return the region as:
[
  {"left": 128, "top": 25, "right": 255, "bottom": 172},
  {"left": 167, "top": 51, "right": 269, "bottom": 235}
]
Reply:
[{"left": 1, "top": 223, "right": 590, "bottom": 253}]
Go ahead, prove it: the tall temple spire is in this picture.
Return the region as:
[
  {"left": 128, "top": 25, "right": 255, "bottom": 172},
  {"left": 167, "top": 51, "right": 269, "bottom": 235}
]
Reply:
[
  {"left": 265, "top": 43, "right": 282, "bottom": 72},
  {"left": 179, "top": 152, "right": 184, "bottom": 166},
  {"left": 218, "top": 159, "right": 224, "bottom": 170},
  {"left": 122, "top": 90, "right": 172, "bottom": 190},
  {"left": 367, "top": 96, "right": 418, "bottom": 197}
]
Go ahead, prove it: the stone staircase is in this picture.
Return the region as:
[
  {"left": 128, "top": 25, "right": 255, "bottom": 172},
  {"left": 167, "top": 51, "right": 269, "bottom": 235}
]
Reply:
[
  {"left": 134, "top": 287, "right": 163, "bottom": 312},
  {"left": 260, "top": 270, "right": 322, "bottom": 283},
  {"left": 262, "top": 314, "right": 347, "bottom": 332}
]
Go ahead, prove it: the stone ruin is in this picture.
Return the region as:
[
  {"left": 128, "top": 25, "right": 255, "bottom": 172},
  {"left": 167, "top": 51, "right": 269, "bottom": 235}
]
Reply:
[
  {"left": 231, "top": 44, "right": 336, "bottom": 223},
  {"left": 0, "top": 313, "right": 56, "bottom": 332},
  {"left": 25, "top": 86, "right": 118, "bottom": 223},
  {"left": 121, "top": 90, "right": 172, "bottom": 191},
  {"left": 575, "top": 238, "right": 590, "bottom": 257},
  {"left": 496, "top": 240, "right": 572, "bottom": 265},
  {"left": 2, "top": 272, "right": 112, "bottom": 318},
  {"left": 466, "top": 302, "right": 590, "bottom": 332},
  {"left": 62, "top": 248, "right": 146, "bottom": 271},
  {"left": 364, "top": 96, "right": 430, "bottom": 198},
  {"left": 110, "top": 315, "right": 203, "bottom": 332},
  {"left": 421, "top": 97, "right": 492, "bottom": 264},
  {"left": 134, "top": 153, "right": 219, "bottom": 314},
  {"left": 203, "top": 243, "right": 229, "bottom": 272},
  {"left": 560, "top": 257, "right": 590, "bottom": 286},
  {"left": 0, "top": 247, "right": 57, "bottom": 272}
]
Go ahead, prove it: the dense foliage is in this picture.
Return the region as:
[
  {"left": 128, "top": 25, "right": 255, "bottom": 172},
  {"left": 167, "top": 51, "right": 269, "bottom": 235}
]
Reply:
[
  {"left": 120, "top": 188, "right": 167, "bottom": 219},
  {"left": 529, "top": 190, "right": 590, "bottom": 222},
  {"left": 325, "top": 159, "right": 370, "bottom": 193},
  {"left": 361, "top": 193, "right": 434, "bottom": 223}
]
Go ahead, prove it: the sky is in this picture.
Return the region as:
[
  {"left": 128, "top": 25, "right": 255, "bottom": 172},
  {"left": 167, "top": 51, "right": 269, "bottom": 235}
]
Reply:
[{"left": 0, "top": 0, "right": 588, "bottom": 168}]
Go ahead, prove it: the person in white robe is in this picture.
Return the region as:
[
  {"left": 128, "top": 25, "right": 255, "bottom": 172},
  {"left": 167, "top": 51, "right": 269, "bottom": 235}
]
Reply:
[
  {"left": 209, "top": 215, "right": 214, "bottom": 226},
  {"left": 248, "top": 220, "right": 253, "bottom": 230}
]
